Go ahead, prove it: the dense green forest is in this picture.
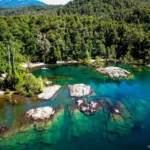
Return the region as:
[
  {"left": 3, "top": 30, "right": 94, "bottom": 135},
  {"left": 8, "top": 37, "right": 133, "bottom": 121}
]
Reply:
[
  {"left": 0, "top": 0, "right": 150, "bottom": 94},
  {"left": 62, "top": 0, "right": 150, "bottom": 23},
  {"left": 0, "top": 5, "right": 60, "bottom": 16}
]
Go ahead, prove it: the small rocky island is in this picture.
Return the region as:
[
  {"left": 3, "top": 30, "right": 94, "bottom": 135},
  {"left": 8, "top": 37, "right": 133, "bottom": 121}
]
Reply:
[
  {"left": 76, "top": 99, "right": 100, "bottom": 115},
  {"left": 38, "top": 85, "right": 61, "bottom": 100},
  {"left": 20, "top": 105, "right": 64, "bottom": 131},
  {"left": 96, "top": 66, "right": 131, "bottom": 78},
  {"left": 68, "top": 84, "right": 93, "bottom": 97},
  {"left": 25, "top": 106, "right": 55, "bottom": 120}
]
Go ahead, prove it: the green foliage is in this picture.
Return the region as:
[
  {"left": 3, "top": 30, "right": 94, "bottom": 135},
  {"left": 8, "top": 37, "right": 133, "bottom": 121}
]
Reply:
[
  {"left": 0, "top": 0, "right": 149, "bottom": 95},
  {"left": 0, "top": 5, "right": 61, "bottom": 16},
  {"left": 0, "top": 12, "right": 149, "bottom": 65},
  {"left": 83, "top": 51, "right": 91, "bottom": 65},
  {"left": 23, "top": 74, "right": 44, "bottom": 96},
  {"left": 94, "top": 56, "right": 105, "bottom": 67}
]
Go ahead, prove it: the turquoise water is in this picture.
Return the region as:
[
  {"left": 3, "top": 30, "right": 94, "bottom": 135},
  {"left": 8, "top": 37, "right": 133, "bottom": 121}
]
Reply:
[{"left": 0, "top": 64, "right": 150, "bottom": 150}]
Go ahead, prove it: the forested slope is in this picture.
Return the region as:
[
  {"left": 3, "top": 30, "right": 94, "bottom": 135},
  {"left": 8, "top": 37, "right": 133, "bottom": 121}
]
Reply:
[{"left": 0, "top": 0, "right": 150, "bottom": 74}]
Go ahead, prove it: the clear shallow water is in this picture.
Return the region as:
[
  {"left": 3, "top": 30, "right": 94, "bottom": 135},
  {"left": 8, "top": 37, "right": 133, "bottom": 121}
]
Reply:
[{"left": 0, "top": 64, "right": 150, "bottom": 150}]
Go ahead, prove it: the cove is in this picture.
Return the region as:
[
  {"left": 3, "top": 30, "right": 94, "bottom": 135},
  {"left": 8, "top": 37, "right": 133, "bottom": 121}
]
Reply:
[{"left": 0, "top": 63, "right": 150, "bottom": 150}]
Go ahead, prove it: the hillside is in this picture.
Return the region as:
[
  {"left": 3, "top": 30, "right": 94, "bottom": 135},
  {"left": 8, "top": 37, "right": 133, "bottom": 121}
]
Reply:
[
  {"left": 0, "top": 0, "right": 149, "bottom": 24},
  {"left": 0, "top": 0, "right": 149, "bottom": 92},
  {"left": 0, "top": 0, "right": 46, "bottom": 8},
  {"left": 0, "top": 5, "right": 61, "bottom": 16},
  {"left": 61, "top": 0, "right": 150, "bottom": 23}
]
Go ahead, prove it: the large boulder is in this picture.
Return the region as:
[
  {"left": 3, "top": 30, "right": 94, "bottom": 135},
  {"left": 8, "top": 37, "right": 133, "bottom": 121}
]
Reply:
[
  {"left": 68, "top": 84, "right": 93, "bottom": 97},
  {"left": 96, "top": 66, "right": 131, "bottom": 78},
  {"left": 25, "top": 106, "right": 55, "bottom": 120},
  {"left": 38, "top": 85, "right": 61, "bottom": 100}
]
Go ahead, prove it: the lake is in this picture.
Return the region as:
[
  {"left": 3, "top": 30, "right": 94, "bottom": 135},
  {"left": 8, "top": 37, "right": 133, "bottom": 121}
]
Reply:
[{"left": 0, "top": 63, "right": 150, "bottom": 150}]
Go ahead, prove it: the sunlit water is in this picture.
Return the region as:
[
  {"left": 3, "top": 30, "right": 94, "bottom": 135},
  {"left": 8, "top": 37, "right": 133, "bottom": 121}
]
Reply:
[{"left": 0, "top": 63, "right": 150, "bottom": 150}]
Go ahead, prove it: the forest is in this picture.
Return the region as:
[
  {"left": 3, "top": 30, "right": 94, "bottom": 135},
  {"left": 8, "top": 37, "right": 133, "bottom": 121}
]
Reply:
[{"left": 0, "top": 0, "right": 149, "bottom": 94}]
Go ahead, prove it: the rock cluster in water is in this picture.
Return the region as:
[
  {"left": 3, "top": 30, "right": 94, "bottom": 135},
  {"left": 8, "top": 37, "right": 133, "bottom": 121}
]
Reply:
[
  {"left": 76, "top": 98, "right": 121, "bottom": 116},
  {"left": 72, "top": 97, "right": 150, "bottom": 142},
  {"left": 96, "top": 66, "right": 131, "bottom": 78},
  {"left": 25, "top": 106, "right": 55, "bottom": 120},
  {"left": 19, "top": 105, "right": 64, "bottom": 132},
  {"left": 76, "top": 99, "right": 100, "bottom": 115},
  {"left": 68, "top": 84, "right": 93, "bottom": 97},
  {"left": 38, "top": 85, "right": 61, "bottom": 100}
]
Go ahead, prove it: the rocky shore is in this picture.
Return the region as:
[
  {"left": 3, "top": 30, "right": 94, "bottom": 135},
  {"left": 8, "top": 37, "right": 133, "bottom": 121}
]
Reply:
[
  {"left": 22, "top": 62, "right": 45, "bottom": 68},
  {"left": 38, "top": 85, "right": 61, "bottom": 100},
  {"left": 68, "top": 84, "right": 93, "bottom": 97},
  {"left": 56, "top": 61, "right": 78, "bottom": 64},
  {"left": 96, "top": 66, "right": 131, "bottom": 78}
]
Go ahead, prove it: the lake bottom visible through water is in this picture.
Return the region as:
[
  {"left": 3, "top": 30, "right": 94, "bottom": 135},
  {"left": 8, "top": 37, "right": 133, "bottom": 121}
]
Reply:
[{"left": 0, "top": 64, "right": 150, "bottom": 150}]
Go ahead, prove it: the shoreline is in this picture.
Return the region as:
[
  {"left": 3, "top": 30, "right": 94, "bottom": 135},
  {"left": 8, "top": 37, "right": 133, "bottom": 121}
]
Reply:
[
  {"left": 21, "top": 60, "right": 150, "bottom": 69},
  {"left": 0, "top": 61, "right": 149, "bottom": 96},
  {"left": 22, "top": 62, "right": 46, "bottom": 69}
]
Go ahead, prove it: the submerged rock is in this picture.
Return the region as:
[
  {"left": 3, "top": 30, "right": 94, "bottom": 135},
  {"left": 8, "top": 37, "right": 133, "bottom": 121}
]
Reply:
[
  {"left": 96, "top": 66, "right": 131, "bottom": 78},
  {"left": 25, "top": 106, "right": 55, "bottom": 120},
  {"left": 76, "top": 99, "right": 100, "bottom": 115},
  {"left": 0, "top": 126, "right": 9, "bottom": 136},
  {"left": 19, "top": 105, "right": 64, "bottom": 132},
  {"left": 0, "top": 106, "right": 65, "bottom": 148},
  {"left": 68, "top": 84, "right": 93, "bottom": 97},
  {"left": 38, "top": 85, "right": 61, "bottom": 100}
]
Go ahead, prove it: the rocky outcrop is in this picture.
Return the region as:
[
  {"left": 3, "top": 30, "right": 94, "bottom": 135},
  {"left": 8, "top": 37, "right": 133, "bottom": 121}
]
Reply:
[
  {"left": 96, "top": 66, "right": 131, "bottom": 78},
  {"left": 19, "top": 105, "right": 64, "bottom": 132},
  {"left": 38, "top": 85, "right": 61, "bottom": 100},
  {"left": 25, "top": 106, "right": 55, "bottom": 120},
  {"left": 68, "top": 84, "right": 93, "bottom": 97},
  {"left": 76, "top": 99, "right": 100, "bottom": 115}
]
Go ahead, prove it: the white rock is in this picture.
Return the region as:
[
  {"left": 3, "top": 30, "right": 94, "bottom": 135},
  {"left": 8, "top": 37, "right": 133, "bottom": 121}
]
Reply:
[
  {"left": 1, "top": 74, "right": 7, "bottom": 78},
  {"left": 38, "top": 85, "right": 61, "bottom": 100},
  {"left": 22, "top": 62, "right": 45, "bottom": 68},
  {"left": 45, "top": 81, "right": 52, "bottom": 85},
  {"left": 77, "top": 99, "right": 84, "bottom": 107},
  {"left": 113, "top": 72, "right": 119, "bottom": 78},
  {"left": 96, "top": 66, "right": 131, "bottom": 78},
  {"left": 56, "top": 61, "right": 78, "bottom": 64},
  {"left": 114, "top": 109, "right": 120, "bottom": 114},
  {"left": 26, "top": 106, "right": 54, "bottom": 120},
  {"left": 0, "top": 91, "right": 5, "bottom": 95},
  {"left": 81, "top": 106, "right": 87, "bottom": 112},
  {"left": 91, "top": 102, "right": 98, "bottom": 109},
  {"left": 68, "top": 84, "right": 93, "bottom": 97}
]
